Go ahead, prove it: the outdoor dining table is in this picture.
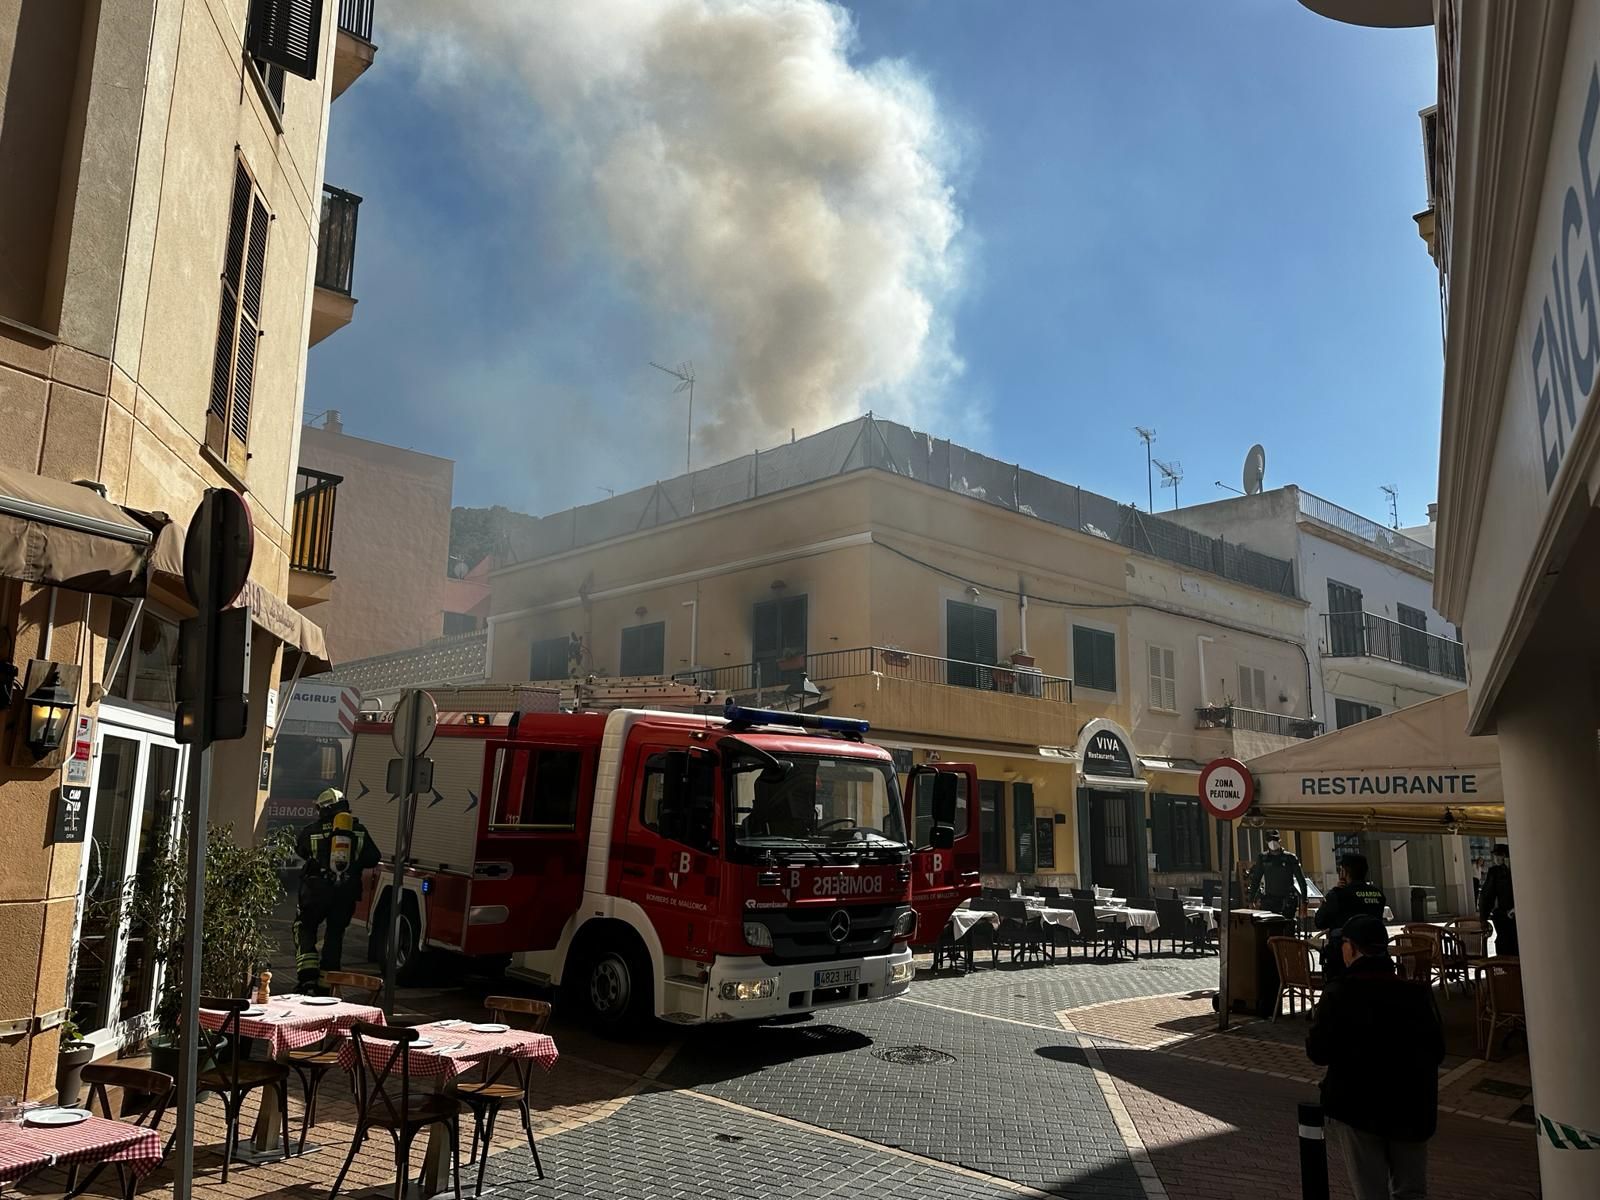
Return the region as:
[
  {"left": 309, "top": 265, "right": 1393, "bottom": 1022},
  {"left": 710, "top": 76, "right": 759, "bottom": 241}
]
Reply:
[
  {"left": 338, "top": 1019, "right": 560, "bottom": 1197},
  {"left": 198, "top": 994, "right": 386, "bottom": 1161},
  {"left": 0, "top": 1114, "right": 164, "bottom": 1197}
]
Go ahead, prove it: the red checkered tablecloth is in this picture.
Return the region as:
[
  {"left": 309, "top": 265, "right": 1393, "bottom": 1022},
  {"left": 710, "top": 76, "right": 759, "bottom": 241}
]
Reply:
[
  {"left": 0, "top": 1126, "right": 53, "bottom": 1185},
  {"left": 5, "top": 1115, "right": 164, "bottom": 1180},
  {"left": 338, "top": 1021, "right": 559, "bottom": 1084},
  {"left": 198, "top": 998, "right": 386, "bottom": 1059}
]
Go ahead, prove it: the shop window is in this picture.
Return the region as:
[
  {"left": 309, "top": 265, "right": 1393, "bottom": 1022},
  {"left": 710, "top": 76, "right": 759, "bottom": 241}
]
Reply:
[
  {"left": 1147, "top": 644, "right": 1177, "bottom": 711},
  {"left": 1073, "top": 625, "right": 1117, "bottom": 693},
  {"left": 978, "top": 780, "right": 1005, "bottom": 870},
  {"left": 1152, "top": 795, "right": 1207, "bottom": 871},
  {"left": 619, "top": 621, "right": 665, "bottom": 677}
]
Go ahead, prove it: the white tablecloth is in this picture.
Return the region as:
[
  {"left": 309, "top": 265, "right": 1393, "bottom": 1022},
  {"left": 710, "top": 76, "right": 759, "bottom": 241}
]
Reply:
[
  {"left": 1184, "top": 905, "right": 1221, "bottom": 931},
  {"left": 950, "top": 908, "right": 1000, "bottom": 940},
  {"left": 1098, "top": 905, "right": 1160, "bottom": 932}
]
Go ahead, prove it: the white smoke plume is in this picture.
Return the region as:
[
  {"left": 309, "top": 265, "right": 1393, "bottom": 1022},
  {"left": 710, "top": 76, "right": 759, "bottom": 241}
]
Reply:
[{"left": 385, "top": 0, "right": 967, "bottom": 457}]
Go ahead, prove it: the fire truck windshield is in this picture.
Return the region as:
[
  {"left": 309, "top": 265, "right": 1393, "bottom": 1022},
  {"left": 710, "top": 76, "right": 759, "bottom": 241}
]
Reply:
[{"left": 728, "top": 753, "right": 907, "bottom": 853}]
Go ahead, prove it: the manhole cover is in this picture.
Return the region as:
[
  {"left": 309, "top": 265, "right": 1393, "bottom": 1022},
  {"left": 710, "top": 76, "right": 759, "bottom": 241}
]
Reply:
[{"left": 872, "top": 1045, "right": 955, "bottom": 1066}]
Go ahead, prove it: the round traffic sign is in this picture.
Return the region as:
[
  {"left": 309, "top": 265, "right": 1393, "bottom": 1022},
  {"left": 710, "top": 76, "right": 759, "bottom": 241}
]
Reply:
[
  {"left": 182, "top": 488, "right": 254, "bottom": 610},
  {"left": 1199, "top": 757, "right": 1254, "bottom": 821},
  {"left": 391, "top": 689, "right": 438, "bottom": 756}
]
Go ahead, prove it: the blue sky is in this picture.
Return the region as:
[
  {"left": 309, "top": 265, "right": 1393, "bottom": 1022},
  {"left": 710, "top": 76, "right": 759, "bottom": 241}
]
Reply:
[{"left": 309, "top": 1, "right": 1441, "bottom": 527}]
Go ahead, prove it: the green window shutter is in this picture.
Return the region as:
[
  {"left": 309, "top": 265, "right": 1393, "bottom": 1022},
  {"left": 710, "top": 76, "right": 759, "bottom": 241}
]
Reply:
[
  {"left": 247, "top": 0, "right": 325, "bottom": 82},
  {"left": 1152, "top": 795, "right": 1174, "bottom": 871},
  {"left": 946, "top": 599, "right": 974, "bottom": 661}
]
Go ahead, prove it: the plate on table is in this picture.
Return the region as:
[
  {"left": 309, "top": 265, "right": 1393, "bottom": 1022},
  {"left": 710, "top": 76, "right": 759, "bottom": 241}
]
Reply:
[
  {"left": 301, "top": 996, "right": 340, "bottom": 1006},
  {"left": 470, "top": 1023, "right": 510, "bottom": 1034},
  {"left": 240, "top": 1007, "right": 266, "bottom": 1018},
  {"left": 409, "top": 1039, "right": 435, "bottom": 1050},
  {"left": 24, "top": 1108, "right": 91, "bottom": 1127}
]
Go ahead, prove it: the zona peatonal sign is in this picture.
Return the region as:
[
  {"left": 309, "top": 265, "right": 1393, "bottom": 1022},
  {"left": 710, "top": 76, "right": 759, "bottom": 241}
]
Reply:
[{"left": 1199, "top": 757, "right": 1253, "bottom": 821}]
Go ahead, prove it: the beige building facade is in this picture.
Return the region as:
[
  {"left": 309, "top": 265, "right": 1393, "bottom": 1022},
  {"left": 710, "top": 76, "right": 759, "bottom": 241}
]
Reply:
[
  {"left": 487, "top": 418, "right": 1321, "bottom": 900},
  {"left": 298, "top": 411, "right": 454, "bottom": 663},
  {"left": 0, "top": 0, "right": 374, "bottom": 1098}
]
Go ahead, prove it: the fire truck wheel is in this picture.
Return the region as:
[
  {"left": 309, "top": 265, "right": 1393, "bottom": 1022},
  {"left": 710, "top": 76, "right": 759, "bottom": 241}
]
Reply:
[{"left": 580, "top": 940, "right": 650, "bottom": 1030}]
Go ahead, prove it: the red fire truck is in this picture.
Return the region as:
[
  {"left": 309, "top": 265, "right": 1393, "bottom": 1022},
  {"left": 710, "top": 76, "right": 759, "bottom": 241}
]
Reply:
[{"left": 346, "top": 695, "right": 966, "bottom": 1027}]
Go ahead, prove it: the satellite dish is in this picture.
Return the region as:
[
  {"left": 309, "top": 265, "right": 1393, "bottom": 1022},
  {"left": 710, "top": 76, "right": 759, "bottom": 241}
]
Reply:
[{"left": 1243, "top": 444, "right": 1266, "bottom": 496}]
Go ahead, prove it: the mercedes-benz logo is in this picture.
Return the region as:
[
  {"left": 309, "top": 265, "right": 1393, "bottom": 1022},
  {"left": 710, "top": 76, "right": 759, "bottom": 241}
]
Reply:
[{"left": 827, "top": 908, "right": 852, "bottom": 944}]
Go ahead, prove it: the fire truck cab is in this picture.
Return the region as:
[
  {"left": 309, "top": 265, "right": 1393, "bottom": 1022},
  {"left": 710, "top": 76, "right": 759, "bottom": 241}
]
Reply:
[{"left": 347, "top": 696, "right": 960, "bottom": 1028}]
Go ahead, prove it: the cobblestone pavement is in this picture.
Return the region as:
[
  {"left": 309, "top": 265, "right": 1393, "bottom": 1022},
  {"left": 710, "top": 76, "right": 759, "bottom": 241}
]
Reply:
[{"left": 906, "top": 951, "right": 1220, "bottom": 1025}]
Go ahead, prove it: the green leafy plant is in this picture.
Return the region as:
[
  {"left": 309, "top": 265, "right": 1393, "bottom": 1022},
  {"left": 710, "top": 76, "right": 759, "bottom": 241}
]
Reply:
[
  {"left": 118, "top": 824, "right": 295, "bottom": 1039},
  {"left": 59, "top": 1011, "right": 86, "bottom": 1046}
]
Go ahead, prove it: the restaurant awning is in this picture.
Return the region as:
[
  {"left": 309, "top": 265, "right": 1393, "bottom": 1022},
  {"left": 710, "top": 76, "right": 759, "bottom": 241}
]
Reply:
[
  {"left": 232, "top": 577, "right": 332, "bottom": 674},
  {"left": 1246, "top": 690, "right": 1505, "bottom": 836},
  {"left": 0, "top": 467, "right": 159, "bottom": 596}
]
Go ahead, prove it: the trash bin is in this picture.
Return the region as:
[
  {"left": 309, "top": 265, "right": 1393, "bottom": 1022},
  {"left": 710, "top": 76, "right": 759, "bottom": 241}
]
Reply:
[
  {"left": 1226, "top": 910, "right": 1293, "bottom": 1017},
  {"left": 1409, "top": 886, "right": 1438, "bottom": 922}
]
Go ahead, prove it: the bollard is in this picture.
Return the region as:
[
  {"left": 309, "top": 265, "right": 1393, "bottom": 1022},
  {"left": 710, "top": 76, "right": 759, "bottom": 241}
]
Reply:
[{"left": 1298, "top": 1102, "right": 1329, "bottom": 1200}]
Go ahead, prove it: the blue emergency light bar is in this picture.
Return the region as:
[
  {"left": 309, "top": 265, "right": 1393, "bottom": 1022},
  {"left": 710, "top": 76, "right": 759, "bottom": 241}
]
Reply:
[{"left": 722, "top": 700, "right": 869, "bottom": 737}]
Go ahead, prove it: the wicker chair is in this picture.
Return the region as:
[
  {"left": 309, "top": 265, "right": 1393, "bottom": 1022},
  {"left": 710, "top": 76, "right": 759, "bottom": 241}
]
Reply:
[
  {"left": 1476, "top": 957, "right": 1526, "bottom": 1061},
  {"left": 1401, "top": 924, "right": 1451, "bottom": 992},
  {"left": 1389, "top": 935, "right": 1435, "bottom": 986},
  {"left": 1267, "top": 936, "right": 1323, "bottom": 1020},
  {"left": 1445, "top": 917, "right": 1491, "bottom": 980}
]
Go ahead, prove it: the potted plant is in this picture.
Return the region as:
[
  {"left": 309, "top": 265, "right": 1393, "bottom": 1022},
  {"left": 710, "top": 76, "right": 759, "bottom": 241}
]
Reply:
[
  {"left": 1196, "top": 698, "right": 1234, "bottom": 729},
  {"left": 55, "top": 1013, "right": 94, "bottom": 1107},
  {"left": 118, "top": 823, "right": 294, "bottom": 1077}
]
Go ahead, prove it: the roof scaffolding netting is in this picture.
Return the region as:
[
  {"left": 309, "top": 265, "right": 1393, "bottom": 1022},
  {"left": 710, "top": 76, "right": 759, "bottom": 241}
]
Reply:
[{"left": 499, "top": 416, "right": 1299, "bottom": 598}]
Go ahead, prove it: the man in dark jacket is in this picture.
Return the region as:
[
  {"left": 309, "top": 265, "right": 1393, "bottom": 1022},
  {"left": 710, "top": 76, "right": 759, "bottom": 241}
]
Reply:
[
  {"left": 1247, "top": 830, "right": 1307, "bottom": 920},
  {"left": 1315, "top": 853, "right": 1389, "bottom": 979},
  {"left": 1477, "top": 843, "right": 1516, "bottom": 956},
  {"left": 1307, "top": 914, "right": 1445, "bottom": 1199},
  {"left": 293, "top": 788, "right": 382, "bottom": 990}
]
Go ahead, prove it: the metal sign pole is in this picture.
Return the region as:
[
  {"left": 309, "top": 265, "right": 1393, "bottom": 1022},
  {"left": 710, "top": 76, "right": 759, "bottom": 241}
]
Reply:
[
  {"left": 382, "top": 690, "right": 422, "bottom": 1016},
  {"left": 1219, "top": 827, "right": 1233, "bottom": 1032}
]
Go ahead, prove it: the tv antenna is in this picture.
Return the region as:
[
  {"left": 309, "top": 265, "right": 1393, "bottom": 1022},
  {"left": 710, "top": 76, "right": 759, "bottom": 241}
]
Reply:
[
  {"left": 1381, "top": 483, "right": 1399, "bottom": 528},
  {"left": 1243, "top": 443, "right": 1266, "bottom": 496},
  {"left": 1134, "top": 427, "right": 1156, "bottom": 512},
  {"left": 1155, "top": 459, "right": 1184, "bottom": 510},
  {"left": 649, "top": 360, "right": 696, "bottom": 474}
]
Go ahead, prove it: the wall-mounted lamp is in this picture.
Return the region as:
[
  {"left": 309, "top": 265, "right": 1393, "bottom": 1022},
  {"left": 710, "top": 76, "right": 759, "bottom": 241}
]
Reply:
[
  {"left": 20, "top": 661, "right": 79, "bottom": 762},
  {"left": 966, "top": 585, "right": 980, "bottom": 600}
]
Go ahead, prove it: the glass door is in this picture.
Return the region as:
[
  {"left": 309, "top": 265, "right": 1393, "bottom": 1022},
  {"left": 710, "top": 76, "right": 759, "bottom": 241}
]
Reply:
[{"left": 69, "top": 714, "right": 185, "bottom": 1050}]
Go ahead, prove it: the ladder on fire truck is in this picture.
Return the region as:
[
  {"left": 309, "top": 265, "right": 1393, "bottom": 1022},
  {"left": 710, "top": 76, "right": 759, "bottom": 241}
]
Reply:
[{"left": 362, "top": 679, "right": 721, "bottom": 716}]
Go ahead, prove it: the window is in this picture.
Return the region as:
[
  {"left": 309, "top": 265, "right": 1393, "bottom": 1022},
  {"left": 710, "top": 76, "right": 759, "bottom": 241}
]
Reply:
[
  {"left": 1147, "top": 645, "right": 1177, "bottom": 711},
  {"left": 443, "top": 612, "right": 479, "bottom": 636},
  {"left": 1152, "top": 795, "right": 1207, "bottom": 871},
  {"left": 912, "top": 771, "right": 970, "bottom": 846},
  {"left": 529, "top": 636, "right": 571, "bottom": 681},
  {"left": 978, "top": 780, "right": 1005, "bottom": 870},
  {"left": 1334, "top": 698, "right": 1382, "bottom": 729},
  {"left": 207, "top": 158, "right": 270, "bottom": 476},
  {"left": 1326, "top": 580, "right": 1365, "bottom": 655},
  {"left": 946, "top": 599, "right": 998, "bottom": 675},
  {"left": 105, "top": 599, "right": 179, "bottom": 710},
  {"left": 246, "top": 0, "right": 325, "bottom": 81},
  {"left": 619, "top": 621, "right": 665, "bottom": 677},
  {"left": 252, "top": 56, "right": 286, "bottom": 116},
  {"left": 1237, "top": 665, "right": 1266, "bottom": 710},
  {"left": 491, "top": 748, "right": 583, "bottom": 830},
  {"left": 752, "top": 594, "right": 807, "bottom": 686},
  {"left": 1073, "top": 625, "right": 1117, "bottom": 693},
  {"left": 1012, "top": 782, "right": 1035, "bottom": 873}
]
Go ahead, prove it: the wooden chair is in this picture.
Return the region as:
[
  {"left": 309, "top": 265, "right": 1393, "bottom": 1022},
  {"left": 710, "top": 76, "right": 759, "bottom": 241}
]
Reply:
[
  {"left": 288, "top": 971, "right": 385, "bottom": 1151},
  {"left": 330, "top": 1022, "right": 463, "bottom": 1200},
  {"left": 450, "top": 998, "right": 551, "bottom": 1192},
  {"left": 1389, "top": 935, "right": 1434, "bottom": 986},
  {"left": 196, "top": 997, "right": 291, "bottom": 1182},
  {"left": 63, "top": 1065, "right": 174, "bottom": 1200},
  {"left": 1267, "top": 936, "right": 1323, "bottom": 1020},
  {"left": 1476, "top": 958, "right": 1526, "bottom": 1061}
]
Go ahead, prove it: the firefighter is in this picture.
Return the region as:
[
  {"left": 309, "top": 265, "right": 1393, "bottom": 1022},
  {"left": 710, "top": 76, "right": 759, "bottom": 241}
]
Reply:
[
  {"left": 1315, "top": 852, "right": 1389, "bottom": 979},
  {"left": 1247, "top": 829, "right": 1308, "bottom": 921},
  {"left": 293, "top": 788, "right": 381, "bottom": 991}
]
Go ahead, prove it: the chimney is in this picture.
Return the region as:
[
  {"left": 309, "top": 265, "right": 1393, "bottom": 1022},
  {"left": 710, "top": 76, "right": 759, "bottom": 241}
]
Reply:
[
  {"left": 324, "top": 410, "right": 343, "bottom": 434},
  {"left": 1427, "top": 502, "right": 1438, "bottom": 524}
]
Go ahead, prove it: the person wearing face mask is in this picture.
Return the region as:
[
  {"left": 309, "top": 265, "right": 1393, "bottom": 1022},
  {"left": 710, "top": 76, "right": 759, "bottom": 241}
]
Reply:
[
  {"left": 1246, "top": 829, "right": 1307, "bottom": 921},
  {"left": 1315, "top": 853, "right": 1389, "bottom": 979},
  {"left": 1477, "top": 843, "right": 1516, "bottom": 957}
]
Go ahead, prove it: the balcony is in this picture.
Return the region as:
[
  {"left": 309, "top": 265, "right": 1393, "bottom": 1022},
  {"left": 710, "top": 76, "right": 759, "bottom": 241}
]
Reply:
[
  {"left": 333, "top": 0, "right": 377, "bottom": 99},
  {"left": 310, "top": 185, "right": 361, "bottom": 345},
  {"left": 1195, "top": 704, "right": 1323, "bottom": 740},
  {"left": 1297, "top": 491, "right": 1435, "bottom": 572},
  {"left": 1323, "top": 612, "right": 1467, "bottom": 684},
  {"left": 287, "top": 467, "right": 340, "bottom": 607},
  {"left": 675, "top": 646, "right": 1076, "bottom": 746}
]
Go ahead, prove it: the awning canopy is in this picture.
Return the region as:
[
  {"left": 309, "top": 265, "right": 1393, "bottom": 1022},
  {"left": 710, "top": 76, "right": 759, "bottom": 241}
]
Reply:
[
  {"left": 232, "top": 577, "right": 332, "bottom": 674},
  {"left": 1246, "top": 690, "right": 1505, "bottom": 836},
  {"left": 0, "top": 467, "right": 157, "bottom": 596}
]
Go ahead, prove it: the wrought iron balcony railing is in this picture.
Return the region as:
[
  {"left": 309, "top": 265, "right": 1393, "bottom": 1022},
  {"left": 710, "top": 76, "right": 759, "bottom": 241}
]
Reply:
[
  {"left": 291, "top": 467, "right": 341, "bottom": 575},
  {"left": 316, "top": 184, "right": 361, "bottom": 296},
  {"left": 1323, "top": 611, "right": 1466, "bottom": 681},
  {"left": 338, "top": 0, "right": 375, "bottom": 41},
  {"left": 1195, "top": 704, "right": 1323, "bottom": 739},
  {"left": 674, "top": 646, "right": 1073, "bottom": 702}
]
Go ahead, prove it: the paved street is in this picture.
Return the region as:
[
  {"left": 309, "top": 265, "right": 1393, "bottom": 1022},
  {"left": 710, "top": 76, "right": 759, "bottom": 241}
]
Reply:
[{"left": 66, "top": 931, "right": 1542, "bottom": 1200}]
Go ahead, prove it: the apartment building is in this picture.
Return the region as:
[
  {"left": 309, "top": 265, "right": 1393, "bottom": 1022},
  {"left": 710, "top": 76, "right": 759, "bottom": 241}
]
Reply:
[
  {"left": 1169, "top": 486, "right": 1473, "bottom": 911},
  {"left": 297, "top": 411, "right": 454, "bottom": 662},
  {"left": 486, "top": 417, "right": 1321, "bottom": 898},
  {"left": 0, "top": 0, "right": 375, "bottom": 1096}
]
